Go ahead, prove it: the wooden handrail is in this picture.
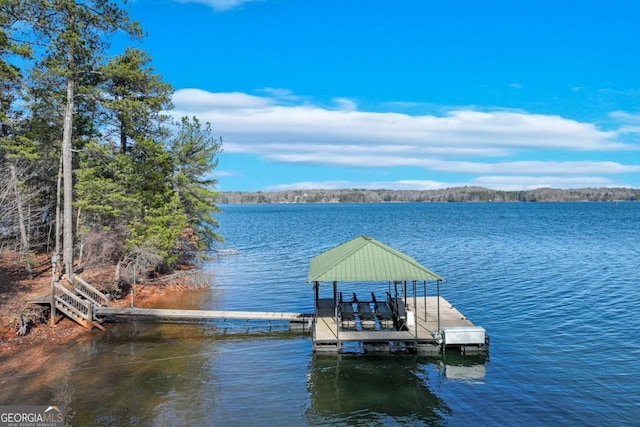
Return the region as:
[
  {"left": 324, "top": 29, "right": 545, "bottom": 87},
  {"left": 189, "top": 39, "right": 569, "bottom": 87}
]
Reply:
[
  {"left": 72, "top": 275, "right": 109, "bottom": 306},
  {"left": 54, "top": 283, "right": 92, "bottom": 320}
]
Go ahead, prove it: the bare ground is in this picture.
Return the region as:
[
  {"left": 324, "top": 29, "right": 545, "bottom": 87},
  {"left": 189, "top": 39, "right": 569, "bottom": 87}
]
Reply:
[{"left": 0, "top": 250, "right": 200, "bottom": 379}]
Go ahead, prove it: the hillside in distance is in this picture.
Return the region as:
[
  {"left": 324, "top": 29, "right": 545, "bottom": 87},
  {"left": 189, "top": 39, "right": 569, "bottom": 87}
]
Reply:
[{"left": 218, "top": 186, "right": 640, "bottom": 204}]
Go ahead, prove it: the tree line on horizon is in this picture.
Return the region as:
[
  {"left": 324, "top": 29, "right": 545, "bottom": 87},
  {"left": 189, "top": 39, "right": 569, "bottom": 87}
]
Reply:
[
  {"left": 1, "top": 1, "right": 222, "bottom": 283},
  {"left": 219, "top": 187, "right": 640, "bottom": 204}
]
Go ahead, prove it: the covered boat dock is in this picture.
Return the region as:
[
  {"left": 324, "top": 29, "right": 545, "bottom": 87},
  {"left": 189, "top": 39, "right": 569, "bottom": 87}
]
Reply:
[{"left": 308, "top": 235, "right": 488, "bottom": 354}]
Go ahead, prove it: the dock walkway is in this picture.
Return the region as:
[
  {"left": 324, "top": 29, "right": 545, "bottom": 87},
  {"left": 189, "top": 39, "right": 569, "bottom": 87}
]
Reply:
[
  {"left": 29, "top": 278, "right": 485, "bottom": 354},
  {"left": 95, "top": 307, "right": 309, "bottom": 322},
  {"left": 29, "top": 282, "right": 311, "bottom": 331}
]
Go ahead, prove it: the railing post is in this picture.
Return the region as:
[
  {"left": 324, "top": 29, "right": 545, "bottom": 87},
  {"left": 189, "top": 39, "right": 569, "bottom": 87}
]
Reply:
[
  {"left": 88, "top": 303, "right": 93, "bottom": 329},
  {"left": 50, "top": 256, "right": 59, "bottom": 326}
]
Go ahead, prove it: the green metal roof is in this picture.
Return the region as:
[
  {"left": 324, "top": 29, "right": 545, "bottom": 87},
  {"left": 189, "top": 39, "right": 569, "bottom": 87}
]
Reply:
[{"left": 307, "top": 235, "right": 444, "bottom": 283}]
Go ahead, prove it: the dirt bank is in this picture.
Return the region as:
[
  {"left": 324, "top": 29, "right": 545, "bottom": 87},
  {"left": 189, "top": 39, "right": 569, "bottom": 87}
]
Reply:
[{"left": 0, "top": 251, "right": 201, "bottom": 379}]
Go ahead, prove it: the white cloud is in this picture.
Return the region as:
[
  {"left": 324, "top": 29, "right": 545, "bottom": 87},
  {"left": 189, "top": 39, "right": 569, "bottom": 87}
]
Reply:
[
  {"left": 171, "top": 88, "right": 640, "bottom": 189},
  {"left": 172, "top": 88, "right": 271, "bottom": 109},
  {"left": 258, "top": 153, "right": 640, "bottom": 176},
  {"left": 332, "top": 98, "right": 358, "bottom": 112},
  {"left": 385, "top": 180, "right": 454, "bottom": 190},
  {"left": 210, "top": 170, "right": 242, "bottom": 177},
  {"left": 431, "top": 160, "right": 640, "bottom": 175},
  {"left": 266, "top": 181, "right": 358, "bottom": 191},
  {"left": 265, "top": 176, "right": 623, "bottom": 192},
  {"left": 471, "top": 175, "right": 620, "bottom": 191},
  {"left": 610, "top": 111, "right": 638, "bottom": 121},
  {"left": 606, "top": 111, "right": 640, "bottom": 136},
  {"left": 617, "top": 126, "right": 640, "bottom": 134},
  {"left": 172, "top": 88, "right": 627, "bottom": 152},
  {"left": 173, "top": 0, "right": 261, "bottom": 12},
  {"left": 266, "top": 179, "right": 453, "bottom": 191},
  {"left": 257, "top": 87, "right": 304, "bottom": 103}
]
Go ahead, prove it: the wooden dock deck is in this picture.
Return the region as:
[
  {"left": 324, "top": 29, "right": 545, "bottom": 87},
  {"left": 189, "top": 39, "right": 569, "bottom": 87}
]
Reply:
[
  {"left": 95, "top": 307, "right": 309, "bottom": 322},
  {"left": 313, "top": 296, "right": 480, "bottom": 354},
  {"left": 29, "top": 291, "right": 311, "bottom": 331},
  {"left": 29, "top": 288, "right": 486, "bottom": 354}
]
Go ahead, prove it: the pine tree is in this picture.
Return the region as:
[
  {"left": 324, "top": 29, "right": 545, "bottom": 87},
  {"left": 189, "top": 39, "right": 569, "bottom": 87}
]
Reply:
[
  {"left": 101, "top": 47, "right": 173, "bottom": 154},
  {"left": 18, "top": 0, "right": 142, "bottom": 276},
  {"left": 169, "top": 116, "right": 224, "bottom": 255},
  {"left": 1, "top": 2, "right": 225, "bottom": 280}
]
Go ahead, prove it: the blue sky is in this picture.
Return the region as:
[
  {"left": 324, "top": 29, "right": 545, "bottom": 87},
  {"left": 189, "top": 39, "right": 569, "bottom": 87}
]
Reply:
[{"left": 123, "top": 0, "right": 640, "bottom": 191}]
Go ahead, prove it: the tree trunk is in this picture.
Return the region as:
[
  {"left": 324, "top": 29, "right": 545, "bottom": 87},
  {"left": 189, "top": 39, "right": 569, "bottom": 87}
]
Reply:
[
  {"left": 55, "top": 153, "right": 62, "bottom": 263},
  {"left": 62, "top": 51, "right": 75, "bottom": 279},
  {"left": 9, "top": 163, "right": 32, "bottom": 278},
  {"left": 120, "top": 120, "right": 127, "bottom": 153}
]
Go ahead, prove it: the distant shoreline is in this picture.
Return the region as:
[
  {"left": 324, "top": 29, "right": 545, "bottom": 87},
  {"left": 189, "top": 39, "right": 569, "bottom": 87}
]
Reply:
[{"left": 218, "top": 186, "right": 640, "bottom": 204}]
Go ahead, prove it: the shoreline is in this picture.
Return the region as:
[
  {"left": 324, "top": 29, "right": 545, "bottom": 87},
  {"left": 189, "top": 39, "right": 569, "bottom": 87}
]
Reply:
[
  {"left": 218, "top": 187, "right": 640, "bottom": 204},
  {"left": 0, "top": 251, "right": 203, "bottom": 380}
]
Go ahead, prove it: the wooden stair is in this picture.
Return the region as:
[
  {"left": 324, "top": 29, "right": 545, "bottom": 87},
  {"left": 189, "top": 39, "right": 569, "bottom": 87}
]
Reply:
[{"left": 53, "top": 276, "right": 110, "bottom": 330}]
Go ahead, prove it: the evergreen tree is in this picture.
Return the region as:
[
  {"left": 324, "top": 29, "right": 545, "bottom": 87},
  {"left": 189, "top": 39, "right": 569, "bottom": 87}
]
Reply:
[
  {"left": 169, "top": 116, "right": 223, "bottom": 254},
  {"left": 125, "top": 136, "right": 183, "bottom": 267},
  {"left": 101, "top": 47, "right": 173, "bottom": 154},
  {"left": 17, "top": 0, "right": 142, "bottom": 276},
  {"left": 0, "top": 1, "right": 28, "bottom": 138},
  {"left": 0, "top": 1, "right": 225, "bottom": 280},
  {"left": 75, "top": 141, "right": 137, "bottom": 230}
]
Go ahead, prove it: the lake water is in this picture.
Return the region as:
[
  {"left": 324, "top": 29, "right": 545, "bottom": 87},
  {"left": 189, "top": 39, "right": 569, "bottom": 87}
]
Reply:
[{"left": 1, "top": 202, "right": 639, "bottom": 426}]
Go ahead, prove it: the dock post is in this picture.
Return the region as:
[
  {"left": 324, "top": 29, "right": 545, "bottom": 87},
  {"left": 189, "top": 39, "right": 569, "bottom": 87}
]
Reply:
[
  {"left": 334, "top": 281, "right": 339, "bottom": 343},
  {"left": 413, "top": 280, "right": 418, "bottom": 343},
  {"left": 423, "top": 281, "right": 427, "bottom": 323},
  {"left": 437, "top": 279, "right": 441, "bottom": 332}
]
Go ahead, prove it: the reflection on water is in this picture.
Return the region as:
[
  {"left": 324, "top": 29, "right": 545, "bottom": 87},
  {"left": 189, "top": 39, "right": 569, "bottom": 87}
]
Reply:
[
  {"left": 1, "top": 319, "right": 489, "bottom": 426},
  {"left": 307, "top": 356, "right": 435, "bottom": 426},
  {"left": 3, "top": 203, "right": 640, "bottom": 424},
  {"left": 0, "top": 323, "right": 223, "bottom": 425},
  {"left": 438, "top": 352, "right": 488, "bottom": 380},
  {"left": 67, "top": 324, "right": 221, "bottom": 426},
  {"left": 306, "top": 353, "right": 489, "bottom": 426}
]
